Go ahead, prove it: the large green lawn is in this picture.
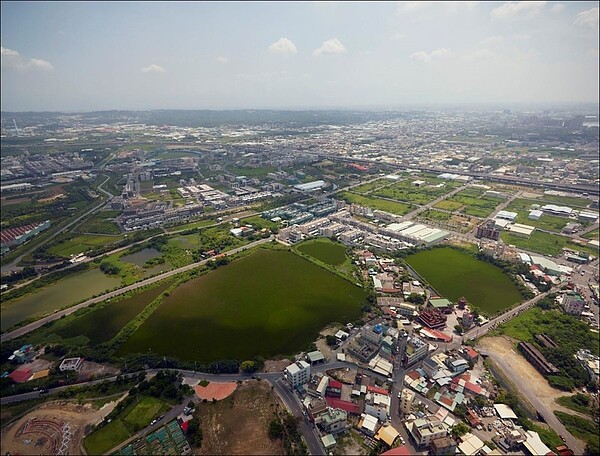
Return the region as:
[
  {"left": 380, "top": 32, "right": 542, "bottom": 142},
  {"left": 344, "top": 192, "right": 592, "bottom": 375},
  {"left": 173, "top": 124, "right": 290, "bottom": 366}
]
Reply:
[
  {"left": 122, "top": 396, "right": 168, "bottom": 432},
  {"left": 405, "top": 247, "right": 522, "bottom": 314},
  {"left": 117, "top": 248, "right": 367, "bottom": 361},
  {"left": 501, "top": 231, "right": 599, "bottom": 257},
  {"left": 296, "top": 238, "right": 347, "bottom": 266},
  {"left": 336, "top": 192, "right": 412, "bottom": 215},
  {"left": 83, "top": 418, "right": 130, "bottom": 455},
  {"left": 56, "top": 280, "right": 173, "bottom": 345},
  {"left": 48, "top": 234, "right": 124, "bottom": 258}
]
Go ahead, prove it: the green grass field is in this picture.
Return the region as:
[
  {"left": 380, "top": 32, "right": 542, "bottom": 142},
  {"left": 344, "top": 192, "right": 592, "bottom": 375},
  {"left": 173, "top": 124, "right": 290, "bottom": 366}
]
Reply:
[
  {"left": 554, "top": 411, "right": 599, "bottom": 452},
  {"left": 117, "top": 248, "right": 367, "bottom": 361},
  {"left": 227, "top": 166, "right": 277, "bottom": 179},
  {"left": 122, "top": 396, "right": 168, "bottom": 432},
  {"left": 75, "top": 210, "right": 122, "bottom": 234},
  {"left": 336, "top": 192, "right": 412, "bottom": 215},
  {"left": 444, "top": 189, "right": 502, "bottom": 218},
  {"left": 351, "top": 179, "right": 387, "bottom": 194},
  {"left": 83, "top": 418, "right": 131, "bottom": 455},
  {"left": 296, "top": 238, "right": 347, "bottom": 266},
  {"left": 48, "top": 234, "right": 124, "bottom": 258},
  {"left": 583, "top": 229, "right": 599, "bottom": 240},
  {"left": 372, "top": 179, "right": 460, "bottom": 205},
  {"left": 419, "top": 209, "right": 453, "bottom": 221},
  {"left": 405, "top": 247, "right": 522, "bottom": 314},
  {"left": 501, "top": 231, "right": 599, "bottom": 257},
  {"left": 56, "top": 280, "right": 173, "bottom": 345},
  {"left": 433, "top": 200, "right": 464, "bottom": 211}
]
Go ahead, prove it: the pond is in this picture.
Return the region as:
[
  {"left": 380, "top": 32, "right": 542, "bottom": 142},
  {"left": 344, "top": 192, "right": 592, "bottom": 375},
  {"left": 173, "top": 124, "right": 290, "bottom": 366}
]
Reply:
[
  {"left": 120, "top": 248, "right": 161, "bottom": 267},
  {"left": 1, "top": 269, "right": 120, "bottom": 331}
]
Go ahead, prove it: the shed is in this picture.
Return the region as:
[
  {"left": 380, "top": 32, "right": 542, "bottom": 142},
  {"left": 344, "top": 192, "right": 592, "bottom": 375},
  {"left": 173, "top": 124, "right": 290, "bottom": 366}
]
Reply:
[
  {"left": 493, "top": 403, "right": 518, "bottom": 420},
  {"left": 321, "top": 434, "right": 336, "bottom": 450}
]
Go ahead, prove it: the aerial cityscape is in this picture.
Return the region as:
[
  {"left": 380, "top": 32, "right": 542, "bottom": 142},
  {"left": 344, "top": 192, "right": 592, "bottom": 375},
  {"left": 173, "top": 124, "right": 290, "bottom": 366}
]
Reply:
[{"left": 1, "top": 2, "right": 599, "bottom": 456}]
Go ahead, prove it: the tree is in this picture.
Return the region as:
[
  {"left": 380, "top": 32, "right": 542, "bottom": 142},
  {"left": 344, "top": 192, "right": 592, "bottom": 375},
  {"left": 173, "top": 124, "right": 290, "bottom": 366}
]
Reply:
[
  {"left": 326, "top": 335, "right": 337, "bottom": 346},
  {"left": 451, "top": 422, "right": 470, "bottom": 438},
  {"left": 241, "top": 360, "right": 258, "bottom": 373},
  {"left": 268, "top": 418, "right": 284, "bottom": 439},
  {"left": 407, "top": 293, "right": 425, "bottom": 305}
]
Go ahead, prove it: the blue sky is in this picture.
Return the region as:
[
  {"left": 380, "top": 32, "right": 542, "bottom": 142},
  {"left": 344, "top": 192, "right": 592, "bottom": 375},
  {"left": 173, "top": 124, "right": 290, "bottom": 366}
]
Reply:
[{"left": 1, "top": 1, "right": 598, "bottom": 111}]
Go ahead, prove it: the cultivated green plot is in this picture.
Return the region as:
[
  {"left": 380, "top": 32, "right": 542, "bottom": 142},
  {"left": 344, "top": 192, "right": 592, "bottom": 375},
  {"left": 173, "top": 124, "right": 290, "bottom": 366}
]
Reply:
[
  {"left": 405, "top": 247, "right": 522, "bottom": 314},
  {"left": 117, "top": 249, "right": 367, "bottom": 361},
  {"left": 444, "top": 189, "right": 502, "bottom": 218},
  {"left": 48, "top": 234, "right": 124, "bottom": 258},
  {"left": 56, "top": 280, "right": 173, "bottom": 345},
  {"left": 336, "top": 192, "right": 412, "bottom": 215},
  {"left": 500, "top": 231, "right": 598, "bottom": 257},
  {"left": 433, "top": 200, "right": 464, "bottom": 211},
  {"left": 1, "top": 269, "right": 120, "bottom": 331},
  {"left": 296, "top": 238, "right": 347, "bottom": 266},
  {"left": 122, "top": 396, "right": 168, "bottom": 432},
  {"left": 372, "top": 179, "right": 460, "bottom": 205},
  {"left": 83, "top": 419, "right": 130, "bottom": 455}
]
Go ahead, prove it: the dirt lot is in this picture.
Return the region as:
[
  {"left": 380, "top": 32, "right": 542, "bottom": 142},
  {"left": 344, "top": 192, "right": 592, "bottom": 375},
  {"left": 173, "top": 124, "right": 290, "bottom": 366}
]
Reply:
[
  {"left": 264, "top": 359, "right": 291, "bottom": 373},
  {"left": 194, "top": 380, "right": 284, "bottom": 455},
  {"left": 315, "top": 324, "right": 342, "bottom": 361},
  {"left": 1, "top": 400, "right": 118, "bottom": 456},
  {"left": 77, "top": 361, "right": 119, "bottom": 382},
  {"left": 478, "top": 336, "right": 576, "bottom": 414}
]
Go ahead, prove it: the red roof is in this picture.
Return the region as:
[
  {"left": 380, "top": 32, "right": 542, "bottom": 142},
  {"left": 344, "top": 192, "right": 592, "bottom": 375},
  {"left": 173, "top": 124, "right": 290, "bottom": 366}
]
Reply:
[
  {"left": 8, "top": 368, "right": 32, "bottom": 383},
  {"left": 381, "top": 446, "right": 411, "bottom": 456},
  {"left": 181, "top": 421, "right": 189, "bottom": 432},
  {"left": 406, "top": 370, "right": 421, "bottom": 380},
  {"left": 325, "top": 397, "right": 361, "bottom": 414},
  {"left": 367, "top": 385, "right": 389, "bottom": 395},
  {"left": 328, "top": 379, "right": 343, "bottom": 389},
  {"left": 422, "top": 327, "right": 453, "bottom": 342},
  {"left": 465, "top": 347, "right": 478, "bottom": 359}
]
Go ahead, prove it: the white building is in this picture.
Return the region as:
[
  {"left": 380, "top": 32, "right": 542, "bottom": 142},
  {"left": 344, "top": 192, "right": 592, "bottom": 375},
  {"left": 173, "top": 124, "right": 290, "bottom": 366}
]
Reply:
[
  {"left": 495, "top": 211, "right": 518, "bottom": 222},
  {"left": 285, "top": 361, "right": 311, "bottom": 387},
  {"left": 399, "top": 389, "right": 414, "bottom": 415},
  {"left": 365, "top": 393, "right": 391, "bottom": 422}
]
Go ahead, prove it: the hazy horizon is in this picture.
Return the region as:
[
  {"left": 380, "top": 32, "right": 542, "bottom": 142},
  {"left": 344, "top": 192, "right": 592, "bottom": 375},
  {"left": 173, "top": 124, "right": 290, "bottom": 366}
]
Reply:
[{"left": 1, "top": 1, "right": 599, "bottom": 112}]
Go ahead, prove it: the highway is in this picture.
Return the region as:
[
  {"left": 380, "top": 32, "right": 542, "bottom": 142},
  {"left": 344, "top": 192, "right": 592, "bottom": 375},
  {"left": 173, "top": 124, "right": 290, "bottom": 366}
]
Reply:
[{"left": 0, "top": 236, "right": 273, "bottom": 343}]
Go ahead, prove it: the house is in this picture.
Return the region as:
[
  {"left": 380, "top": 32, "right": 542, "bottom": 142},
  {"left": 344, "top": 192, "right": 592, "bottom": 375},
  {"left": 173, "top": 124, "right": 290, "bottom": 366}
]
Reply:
[
  {"left": 562, "top": 292, "right": 586, "bottom": 316},
  {"left": 430, "top": 436, "right": 457, "bottom": 455},
  {"left": 364, "top": 392, "right": 391, "bottom": 422},
  {"left": 326, "top": 379, "right": 343, "bottom": 398},
  {"left": 408, "top": 418, "right": 447, "bottom": 450},
  {"left": 402, "top": 336, "right": 428, "bottom": 367},
  {"left": 444, "top": 356, "right": 469, "bottom": 375},
  {"left": 399, "top": 388, "right": 414, "bottom": 415},
  {"left": 9, "top": 344, "right": 35, "bottom": 364},
  {"left": 285, "top": 361, "right": 311, "bottom": 387},
  {"left": 359, "top": 413, "right": 380, "bottom": 436},
  {"left": 375, "top": 424, "right": 400, "bottom": 448},
  {"left": 429, "top": 298, "right": 453, "bottom": 314},
  {"left": 314, "top": 407, "right": 348, "bottom": 435},
  {"left": 306, "top": 350, "right": 325, "bottom": 364}
]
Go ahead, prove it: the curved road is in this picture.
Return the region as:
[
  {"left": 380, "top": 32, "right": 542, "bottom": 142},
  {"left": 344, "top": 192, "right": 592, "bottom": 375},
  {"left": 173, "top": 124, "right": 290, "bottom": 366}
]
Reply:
[{"left": 1, "top": 237, "right": 273, "bottom": 343}]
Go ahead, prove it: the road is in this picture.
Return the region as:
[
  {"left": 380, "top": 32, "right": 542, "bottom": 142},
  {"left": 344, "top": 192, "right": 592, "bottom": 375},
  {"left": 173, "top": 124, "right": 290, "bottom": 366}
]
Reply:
[
  {"left": 0, "top": 236, "right": 273, "bottom": 343},
  {"left": 481, "top": 348, "right": 585, "bottom": 455}
]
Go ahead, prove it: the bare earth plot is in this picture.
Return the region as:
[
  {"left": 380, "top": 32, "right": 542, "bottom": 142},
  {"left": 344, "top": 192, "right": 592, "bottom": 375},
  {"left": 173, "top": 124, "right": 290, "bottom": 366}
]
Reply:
[
  {"left": 195, "top": 380, "right": 284, "bottom": 455},
  {"left": 478, "top": 337, "right": 580, "bottom": 415},
  {"left": 1, "top": 401, "right": 118, "bottom": 456},
  {"left": 194, "top": 382, "right": 237, "bottom": 401}
]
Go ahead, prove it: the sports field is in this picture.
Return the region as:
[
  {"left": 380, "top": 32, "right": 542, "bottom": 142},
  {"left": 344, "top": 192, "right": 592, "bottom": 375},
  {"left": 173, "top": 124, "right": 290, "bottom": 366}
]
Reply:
[
  {"left": 405, "top": 247, "right": 522, "bottom": 314},
  {"left": 117, "top": 248, "right": 367, "bottom": 361},
  {"left": 296, "top": 238, "right": 347, "bottom": 265}
]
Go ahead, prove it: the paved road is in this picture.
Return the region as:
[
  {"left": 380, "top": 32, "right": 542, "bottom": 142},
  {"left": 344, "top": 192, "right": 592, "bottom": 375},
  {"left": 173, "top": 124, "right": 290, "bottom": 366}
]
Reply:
[
  {"left": 481, "top": 348, "right": 585, "bottom": 455},
  {"left": 0, "top": 237, "right": 273, "bottom": 342}
]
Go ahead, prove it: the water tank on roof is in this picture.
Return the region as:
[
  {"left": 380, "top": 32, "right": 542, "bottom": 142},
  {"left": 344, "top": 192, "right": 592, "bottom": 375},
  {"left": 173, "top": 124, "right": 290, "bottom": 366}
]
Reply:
[{"left": 373, "top": 324, "right": 384, "bottom": 334}]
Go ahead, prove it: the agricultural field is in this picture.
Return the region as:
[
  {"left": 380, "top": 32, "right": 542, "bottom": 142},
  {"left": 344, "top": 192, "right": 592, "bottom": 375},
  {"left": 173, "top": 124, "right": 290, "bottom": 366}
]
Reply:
[
  {"left": 117, "top": 248, "right": 367, "bottom": 362},
  {"left": 433, "top": 200, "right": 464, "bottom": 211},
  {"left": 442, "top": 188, "right": 503, "bottom": 218},
  {"left": 372, "top": 178, "right": 461, "bottom": 205},
  {"left": 226, "top": 166, "right": 278, "bottom": 179},
  {"left": 418, "top": 209, "right": 452, "bottom": 221},
  {"left": 405, "top": 247, "right": 522, "bottom": 314},
  {"left": 296, "top": 238, "right": 347, "bottom": 266},
  {"left": 538, "top": 194, "right": 593, "bottom": 209},
  {"left": 83, "top": 396, "right": 169, "bottom": 455},
  {"left": 1, "top": 268, "right": 120, "bottom": 331},
  {"left": 54, "top": 280, "right": 173, "bottom": 345},
  {"left": 582, "top": 229, "right": 599, "bottom": 240},
  {"left": 350, "top": 179, "right": 389, "bottom": 194},
  {"left": 74, "top": 210, "right": 122, "bottom": 235},
  {"left": 336, "top": 192, "right": 412, "bottom": 216},
  {"left": 166, "top": 218, "right": 215, "bottom": 233},
  {"left": 48, "top": 233, "right": 124, "bottom": 258},
  {"left": 500, "top": 231, "right": 599, "bottom": 257}
]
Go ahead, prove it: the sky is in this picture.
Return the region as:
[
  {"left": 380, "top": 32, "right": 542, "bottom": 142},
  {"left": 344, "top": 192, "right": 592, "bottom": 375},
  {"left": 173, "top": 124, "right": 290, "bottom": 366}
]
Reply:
[{"left": 1, "top": 1, "right": 599, "bottom": 111}]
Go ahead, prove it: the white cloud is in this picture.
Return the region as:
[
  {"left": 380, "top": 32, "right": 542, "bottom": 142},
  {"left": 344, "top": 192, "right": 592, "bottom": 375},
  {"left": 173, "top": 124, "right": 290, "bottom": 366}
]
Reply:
[
  {"left": 574, "top": 8, "right": 599, "bottom": 27},
  {"left": 313, "top": 38, "right": 347, "bottom": 56},
  {"left": 491, "top": 1, "right": 547, "bottom": 20},
  {"left": 268, "top": 37, "right": 298, "bottom": 54},
  {"left": 216, "top": 56, "right": 229, "bottom": 64},
  {"left": 28, "top": 59, "right": 54, "bottom": 71},
  {"left": 550, "top": 3, "right": 565, "bottom": 13},
  {"left": 141, "top": 64, "right": 166, "bottom": 73},
  {"left": 1, "top": 46, "right": 19, "bottom": 56},
  {"left": 397, "top": 1, "right": 478, "bottom": 19},
  {"left": 480, "top": 36, "right": 504, "bottom": 46},
  {"left": 1, "top": 46, "right": 54, "bottom": 71},
  {"left": 410, "top": 48, "right": 452, "bottom": 63}
]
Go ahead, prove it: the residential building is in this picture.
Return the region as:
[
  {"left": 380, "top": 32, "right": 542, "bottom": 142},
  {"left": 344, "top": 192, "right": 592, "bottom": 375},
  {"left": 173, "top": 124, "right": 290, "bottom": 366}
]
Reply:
[
  {"left": 399, "top": 389, "right": 414, "bottom": 415},
  {"left": 314, "top": 408, "right": 348, "bottom": 435},
  {"left": 403, "top": 336, "right": 428, "bottom": 367},
  {"left": 285, "top": 361, "right": 311, "bottom": 387},
  {"left": 409, "top": 418, "right": 447, "bottom": 450},
  {"left": 430, "top": 436, "right": 457, "bottom": 455},
  {"left": 364, "top": 393, "right": 391, "bottom": 422},
  {"left": 9, "top": 344, "right": 35, "bottom": 364},
  {"left": 562, "top": 292, "right": 586, "bottom": 316},
  {"left": 476, "top": 220, "right": 500, "bottom": 241}
]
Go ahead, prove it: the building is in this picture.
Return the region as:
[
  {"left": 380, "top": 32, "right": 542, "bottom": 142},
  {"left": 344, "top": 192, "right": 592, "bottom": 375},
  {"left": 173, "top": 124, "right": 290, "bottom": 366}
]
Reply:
[
  {"left": 430, "top": 436, "right": 457, "bottom": 455},
  {"left": 314, "top": 408, "right": 348, "bottom": 435},
  {"left": 528, "top": 210, "right": 543, "bottom": 220},
  {"left": 306, "top": 350, "right": 325, "bottom": 364},
  {"left": 495, "top": 211, "right": 518, "bottom": 222},
  {"left": 9, "top": 344, "right": 35, "bottom": 364},
  {"left": 505, "top": 223, "right": 535, "bottom": 237},
  {"left": 429, "top": 298, "right": 453, "bottom": 314},
  {"left": 59, "top": 357, "right": 84, "bottom": 372},
  {"left": 541, "top": 204, "right": 573, "bottom": 217},
  {"left": 402, "top": 336, "right": 428, "bottom": 367},
  {"left": 476, "top": 220, "right": 500, "bottom": 241},
  {"left": 562, "top": 223, "right": 580, "bottom": 234},
  {"left": 359, "top": 413, "right": 380, "bottom": 436},
  {"left": 562, "top": 292, "right": 586, "bottom": 316},
  {"left": 399, "top": 388, "right": 414, "bottom": 415},
  {"left": 408, "top": 418, "right": 447, "bottom": 450},
  {"left": 418, "top": 308, "right": 447, "bottom": 330},
  {"left": 285, "top": 361, "right": 311, "bottom": 387},
  {"left": 361, "top": 323, "right": 385, "bottom": 346},
  {"left": 294, "top": 180, "right": 326, "bottom": 192},
  {"left": 365, "top": 393, "right": 391, "bottom": 422},
  {"left": 518, "top": 342, "right": 559, "bottom": 376}
]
